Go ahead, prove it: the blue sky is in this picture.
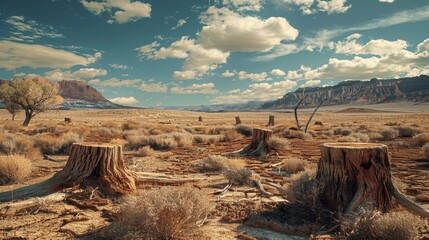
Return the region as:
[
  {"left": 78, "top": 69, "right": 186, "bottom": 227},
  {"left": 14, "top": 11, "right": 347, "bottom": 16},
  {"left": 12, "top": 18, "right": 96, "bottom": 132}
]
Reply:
[{"left": 0, "top": 0, "right": 428, "bottom": 107}]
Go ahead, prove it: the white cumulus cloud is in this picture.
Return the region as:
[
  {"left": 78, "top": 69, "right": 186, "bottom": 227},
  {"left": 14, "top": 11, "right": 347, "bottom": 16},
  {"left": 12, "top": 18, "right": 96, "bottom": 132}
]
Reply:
[
  {"left": 81, "top": 0, "right": 151, "bottom": 24},
  {"left": 109, "top": 96, "right": 139, "bottom": 105},
  {"left": 271, "top": 69, "right": 286, "bottom": 76},
  {"left": 0, "top": 41, "right": 101, "bottom": 70},
  {"left": 140, "top": 82, "right": 168, "bottom": 93},
  {"left": 88, "top": 78, "right": 142, "bottom": 87},
  {"left": 238, "top": 71, "right": 272, "bottom": 81},
  {"left": 171, "top": 83, "right": 219, "bottom": 94}
]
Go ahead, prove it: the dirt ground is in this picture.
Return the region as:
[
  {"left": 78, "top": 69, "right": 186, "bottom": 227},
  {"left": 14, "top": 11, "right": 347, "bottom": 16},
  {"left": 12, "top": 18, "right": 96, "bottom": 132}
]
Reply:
[{"left": 0, "top": 107, "right": 428, "bottom": 239}]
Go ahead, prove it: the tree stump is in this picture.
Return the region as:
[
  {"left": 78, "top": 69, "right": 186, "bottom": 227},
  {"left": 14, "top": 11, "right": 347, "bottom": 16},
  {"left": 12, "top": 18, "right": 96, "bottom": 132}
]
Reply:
[
  {"left": 198, "top": 116, "right": 203, "bottom": 122},
  {"left": 235, "top": 116, "right": 242, "bottom": 125},
  {"left": 64, "top": 118, "right": 71, "bottom": 123},
  {"left": 229, "top": 128, "right": 272, "bottom": 158},
  {"left": 316, "top": 143, "right": 429, "bottom": 218},
  {"left": 267, "top": 115, "right": 275, "bottom": 126},
  {"left": 0, "top": 143, "right": 136, "bottom": 202}
]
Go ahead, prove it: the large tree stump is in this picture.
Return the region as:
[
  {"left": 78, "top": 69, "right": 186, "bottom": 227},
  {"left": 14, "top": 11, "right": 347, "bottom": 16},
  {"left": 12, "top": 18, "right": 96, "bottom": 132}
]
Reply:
[
  {"left": 267, "top": 115, "right": 275, "bottom": 126},
  {"left": 235, "top": 116, "right": 242, "bottom": 125},
  {"left": 198, "top": 116, "right": 203, "bottom": 122},
  {"left": 229, "top": 128, "right": 272, "bottom": 158},
  {"left": 0, "top": 143, "right": 136, "bottom": 202},
  {"left": 317, "top": 143, "right": 429, "bottom": 218}
]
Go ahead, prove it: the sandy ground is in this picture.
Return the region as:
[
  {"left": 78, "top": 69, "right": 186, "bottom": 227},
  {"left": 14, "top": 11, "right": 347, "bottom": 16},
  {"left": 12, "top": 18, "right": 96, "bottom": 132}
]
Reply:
[{"left": 0, "top": 105, "right": 428, "bottom": 239}]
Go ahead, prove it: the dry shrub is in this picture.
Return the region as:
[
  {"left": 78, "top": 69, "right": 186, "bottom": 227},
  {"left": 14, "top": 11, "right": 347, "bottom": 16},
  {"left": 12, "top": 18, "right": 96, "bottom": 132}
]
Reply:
[
  {"left": 121, "top": 121, "right": 140, "bottom": 131},
  {"left": 414, "top": 133, "right": 429, "bottom": 146},
  {"left": 283, "top": 130, "right": 312, "bottom": 140},
  {"left": 286, "top": 169, "right": 320, "bottom": 208},
  {"left": 149, "top": 134, "right": 178, "bottom": 150},
  {"left": 149, "top": 124, "right": 177, "bottom": 135},
  {"left": 0, "top": 133, "right": 34, "bottom": 156},
  {"left": 110, "top": 138, "right": 129, "bottom": 148},
  {"left": 379, "top": 128, "right": 399, "bottom": 140},
  {"left": 268, "top": 137, "right": 289, "bottom": 150},
  {"left": 220, "top": 130, "right": 240, "bottom": 142},
  {"left": 102, "top": 121, "right": 121, "bottom": 130},
  {"left": 198, "top": 155, "right": 229, "bottom": 172},
  {"left": 338, "top": 133, "right": 370, "bottom": 143},
  {"left": 235, "top": 124, "right": 253, "bottom": 137},
  {"left": 223, "top": 166, "right": 252, "bottom": 185},
  {"left": 2, "top": 121, "right": 21, "bottom": 133},
  {"left": 172, "top": 133, "right": 193, "bottom": 147},
  {"left": 308, "top": 130, "right": 318, "bottom": 137},
  {"left": 334, "top": 127, "right": 353, "bottom": 136},
  {"left": 367, "top": 131, "right": 383, "bottom": 140},
  {"left": 137, "top": 146, "right": 155, "bottom": 157},
  {"left": 0, "top": 155, "right": 32, "bottom": 184},
  {"left": 341, "top": 208, "right": 427, "bottom": 240},
  {"left": 423, "top": 144, "right": 429, "bottom": 160},
  {"left": 104, "top": 186, "right": 213, "bottom": 240},
  {"left": 280, "top": 158, "right": 307, "bottom": 174},
  {"left": 34, "top": 132, "right": 82, "bottom": 154},
  {"left": 126, "top": 135, "right": 149, "bottom": 149},
  {"left": 397, "top": 126, "right": 422, "bottom": 137},
  {"left": 193, "top": 135, "right": 220, "bottom": 144}
]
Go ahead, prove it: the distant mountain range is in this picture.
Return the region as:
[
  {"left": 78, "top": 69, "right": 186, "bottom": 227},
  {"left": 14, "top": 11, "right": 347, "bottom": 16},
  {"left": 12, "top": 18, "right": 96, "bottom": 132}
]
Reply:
[
  {"left": 1, "top": 75, "right": 428, "bottom": 111},
  {"left": 0, "top": 79, "right": 129, "bottom": 109},
  {"left": 164, "top": 75, "right": 429, "bottom": 111}
]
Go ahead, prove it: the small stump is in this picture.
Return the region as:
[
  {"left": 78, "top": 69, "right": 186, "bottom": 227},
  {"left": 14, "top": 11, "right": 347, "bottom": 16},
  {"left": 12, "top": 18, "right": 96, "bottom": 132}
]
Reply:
[
  {"left": 267, "top": 115, "right": 275, "bottom": 126},
  {"left": 316, "top": 143, "right": 429, "bottom": 218},
  {"left": 235, "top": 116, "right": 242, "bottom": 125},
  {"left": 198, "top": 116, "right": 203, "bottom": 122},
  {"left": 229, "top": 128, "right": 272, "bottom": 158},
  {"left": 64, "top": 118, "right": 71, "bottom": 123}
]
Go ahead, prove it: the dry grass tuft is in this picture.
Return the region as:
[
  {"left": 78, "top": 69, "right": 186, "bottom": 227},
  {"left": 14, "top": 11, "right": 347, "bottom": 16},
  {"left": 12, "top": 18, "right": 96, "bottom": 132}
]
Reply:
[
  {"left": 172, "top": 133, "right": 193, "bottom": 147},
  {"left": 149, "top": 124, "right": 177, "bottom": 135},
  {"left": 34, "top": 132, "right": 83, "bottom": 154},
  {"left": 423, "top": 144, "right": 429, "bottom": 160},
  {"left": 338, "top": 133, "right": 370, "bottom": 143},
  {"left": 0, "top": 133, "right": 34, "bottom": 155},
  {"left": 341, "top": 207, "right": 427, "bottom": 240},
  {"left": 283, "top": 130, "right": 313, "bottom": 140},
  {"left": 220, "top": 129, "right": 240, "bottom": 142},
  {"left": 198, "top": 155, "right": 229, "bottom": 172},
  {"left": 414, "top": 133, "right": 429, "bottom": 147},
  {"left": 379, "top": 128, "right": 399, "bottom": 141},
  {"left": 268, "top": 137, "right": 289, "bottom": 150},
  {"left": 235, "top": 124, "right": 253, "bottom": 137},
  {"left": 0, "top": 155, "right": 32, "bottom": 185},
  {"left": 137, "top": 146, "right": 155, "bottom": 157},
  {"left": 121, "top": 121, "right": 140, "bottom": 131},
  {"left": 104, "top": 186, "right": 213, "bottom": 240},
  {"left": 193, "top": 135, "right": 220, "bottom": 145},
  {"left": 223, "top": 166, "right": 252, "bottom": 185},
  {"left": 280, "top": 158, "right": 307, "bottom": 174},
  {"left": 334, "top": 127, "right": 353, "bottom": 136},
  {"left": 286, "top": 169, "right": 320, "bottom": 208},
  {"left": 397, "top": 126, "right": 422, "bottom": 137}
]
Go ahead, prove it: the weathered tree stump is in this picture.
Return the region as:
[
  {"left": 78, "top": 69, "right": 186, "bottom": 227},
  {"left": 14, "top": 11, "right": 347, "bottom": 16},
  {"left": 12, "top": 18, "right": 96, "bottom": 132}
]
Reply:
[
  {"left": 235, "top": 116, "right": 242, "bottom": 125},
  {"left": 229, "top": 128, "right": 272, "bottom": 158},
  {"left": 267, "top": 115, "right": 275, "bottom": 126},
  {"left": 198, "top": 116, "right": 203, "bottom": 122},
  {"left": 0, "top": 143, "right": 136, "bottom": 202},
  {"left": 64, "top": 118, "right": 71, "bottom": 123},
  {"left": 316, "top": 143, "right": 429, "bottom": 218}
]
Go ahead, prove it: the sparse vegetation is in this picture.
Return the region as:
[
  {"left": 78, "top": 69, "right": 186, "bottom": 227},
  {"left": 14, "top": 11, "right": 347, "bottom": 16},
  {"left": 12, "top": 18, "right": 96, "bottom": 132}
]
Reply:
[
  {"left": 286, "top": 170, "right": 320, "bottom": 209},
  {"left": 379, "top": 128, "right": 399, "bottom": 140},
  {"left": 414, "top": 133, "right": 429, "bottom": 146},
  {"left": 397, "top": 126, "right": 422, "bottom": 137},
  {"left": 341, "top": 207, "right": 427, "bottom": 240},
  {"left": 0, "top": 155, "right": 32, "bottom": 184},
  {"left": 338, "top": 133, "right": 370, "bottom": 143},
  {"left": 137, "top": 146, "right": 155, "bottom": 157},
  {"left": 104, "top": 186, "right": 213, "bottom": 240},
  {"left": 280, "top": 158, "right": 307, "bottom": 174},
  {"left": 283, "top": 130, "right": 312, "bottom": 140},
  {"left": 198, "top": 155, "right": 229, "bottom": 172},
  {"left": 267, "top": 137, "right": 289, "bottom": 150},
  {"left": 334, "top": 127, "right": 353, "bottom": 136},
  {"left": 235, "top": 124, "right": 253, "bottom": 137},
  {"left": 223, "top": 166, "right": 253, "bottom": 185},
  {"left": 34, "top": 132, "right": 83, "bottom": 154}
]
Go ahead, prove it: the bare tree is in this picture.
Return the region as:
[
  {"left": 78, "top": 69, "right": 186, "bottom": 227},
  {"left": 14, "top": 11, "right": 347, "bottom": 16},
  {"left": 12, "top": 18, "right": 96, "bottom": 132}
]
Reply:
[
  {"left": 0, "top": 77, "right": 63, "bottom": 126},
  {"left": 293, "top": 88, "right": 326, "bottom": 133}
]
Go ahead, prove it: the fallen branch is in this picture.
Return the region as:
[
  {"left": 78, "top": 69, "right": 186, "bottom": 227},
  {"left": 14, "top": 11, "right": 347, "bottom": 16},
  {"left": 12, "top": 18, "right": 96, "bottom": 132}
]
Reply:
[{"left": 214, "top": 183, "right": 233, "bottom": 195}]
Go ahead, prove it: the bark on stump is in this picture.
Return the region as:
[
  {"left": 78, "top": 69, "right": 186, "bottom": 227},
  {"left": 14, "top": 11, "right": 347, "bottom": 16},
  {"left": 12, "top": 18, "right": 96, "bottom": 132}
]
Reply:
[
  {"left": 267, "top": 115, "right": 275, "bottom": 126},
  {"left": 64, "top": 118, "right": 71, "bottom": 123},
  {"left": 198, "top": 116, "right": 203, "bottom": 122},
  {"left": 235, "top": 116, "right": 242, "bottom": 125},
  {"left": 0, "top": 143, "right": 136, "bottom": 202},
  {"left": 316, "top": 143, "right": 429, "bottom": 218},
  {"left": 229, "top": 128, "right": 272, "bottom": 158}
]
